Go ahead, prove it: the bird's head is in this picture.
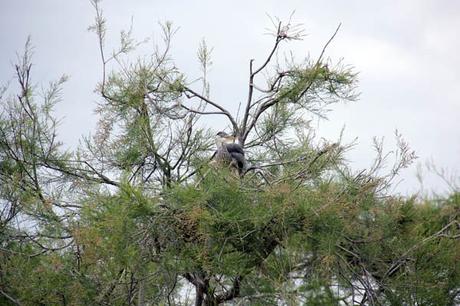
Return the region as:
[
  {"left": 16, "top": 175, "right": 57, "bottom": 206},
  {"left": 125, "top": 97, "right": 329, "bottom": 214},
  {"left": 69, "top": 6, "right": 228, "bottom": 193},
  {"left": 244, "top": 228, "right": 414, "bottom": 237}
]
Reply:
[{"left": 216, "top": 131, "right": 237, "bottom": 145}]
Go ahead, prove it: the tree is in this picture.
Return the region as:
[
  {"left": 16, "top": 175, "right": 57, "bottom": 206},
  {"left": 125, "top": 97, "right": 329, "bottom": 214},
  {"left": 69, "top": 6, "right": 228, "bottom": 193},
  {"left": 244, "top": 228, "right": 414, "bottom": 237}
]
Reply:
[{"left": 0, "top": 2, "right": 459, "bottom": 305}]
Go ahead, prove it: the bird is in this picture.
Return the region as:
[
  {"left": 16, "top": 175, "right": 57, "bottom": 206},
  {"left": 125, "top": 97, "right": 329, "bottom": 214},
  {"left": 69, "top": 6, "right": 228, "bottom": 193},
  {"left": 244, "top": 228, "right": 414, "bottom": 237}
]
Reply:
[{"left": 214, "top": 131, "right": 247, "bottom": 176}]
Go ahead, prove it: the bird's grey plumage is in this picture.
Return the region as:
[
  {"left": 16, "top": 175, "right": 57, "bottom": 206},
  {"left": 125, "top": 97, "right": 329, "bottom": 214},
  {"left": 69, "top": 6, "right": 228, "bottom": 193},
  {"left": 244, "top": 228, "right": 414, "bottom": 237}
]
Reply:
[
  {"left": 215, "top": 131, "right": 247, "bottom": 175},
  {"left": 225, "top": 143, "right": 244, "bottom": 156}
]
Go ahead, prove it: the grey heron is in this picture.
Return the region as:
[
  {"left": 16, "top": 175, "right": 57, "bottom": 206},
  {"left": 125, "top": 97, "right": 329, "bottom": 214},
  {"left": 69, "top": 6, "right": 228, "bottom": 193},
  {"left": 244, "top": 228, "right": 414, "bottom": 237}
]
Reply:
[{"left": 215, "top": 131, "right": 247, "bottom": 176}]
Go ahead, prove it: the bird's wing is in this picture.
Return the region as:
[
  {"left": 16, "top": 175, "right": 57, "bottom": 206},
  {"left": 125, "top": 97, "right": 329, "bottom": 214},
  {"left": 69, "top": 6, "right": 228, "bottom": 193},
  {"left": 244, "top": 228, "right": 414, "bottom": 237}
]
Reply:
[
  {"left": 229, "top": 152, "right": 246, "bottom": 169},
  {"left": 225, "top": 143, "right": 245, "bottom": 156}
]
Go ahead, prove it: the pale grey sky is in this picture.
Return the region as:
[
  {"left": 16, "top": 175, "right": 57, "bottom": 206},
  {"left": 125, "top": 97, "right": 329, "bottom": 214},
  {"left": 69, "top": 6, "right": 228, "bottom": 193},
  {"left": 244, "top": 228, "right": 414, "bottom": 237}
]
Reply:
[{"left": 1, "top": 0, "right": 459, "bottom": 195}]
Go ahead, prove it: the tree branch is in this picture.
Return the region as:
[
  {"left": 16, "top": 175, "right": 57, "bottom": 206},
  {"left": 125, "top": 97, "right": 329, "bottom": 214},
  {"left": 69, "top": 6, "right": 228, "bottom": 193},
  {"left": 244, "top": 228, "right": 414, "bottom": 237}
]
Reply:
[
  {"left": 183, "top": 86, "right": 239, "bottom": 133},
  {"left": 215, "top": 276, "right": 242, "bottom": 303}
]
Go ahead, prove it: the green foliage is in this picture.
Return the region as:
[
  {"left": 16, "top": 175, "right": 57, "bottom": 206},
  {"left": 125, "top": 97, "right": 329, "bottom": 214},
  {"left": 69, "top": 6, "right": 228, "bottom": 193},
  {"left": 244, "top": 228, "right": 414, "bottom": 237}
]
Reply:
[{"left": 1, "top": 14, "right": 459, "bottom": 306}]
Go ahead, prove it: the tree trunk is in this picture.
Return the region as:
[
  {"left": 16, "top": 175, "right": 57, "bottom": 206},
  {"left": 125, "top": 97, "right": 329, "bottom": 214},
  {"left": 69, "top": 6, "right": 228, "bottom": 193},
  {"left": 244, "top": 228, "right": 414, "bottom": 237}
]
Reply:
[
  {"left": 138, "top": 279, "right": 145, "bottom": 306},
  {"left": 195, "top": 284, "right": 204, "bottom": 306}
]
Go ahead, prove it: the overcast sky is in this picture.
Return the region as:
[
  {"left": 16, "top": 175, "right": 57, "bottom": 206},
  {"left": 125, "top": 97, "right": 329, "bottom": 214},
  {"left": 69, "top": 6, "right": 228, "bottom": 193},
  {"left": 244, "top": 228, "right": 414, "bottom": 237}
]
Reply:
[{"left": 1, "top": 0, "right": 459, "bottom": 195}]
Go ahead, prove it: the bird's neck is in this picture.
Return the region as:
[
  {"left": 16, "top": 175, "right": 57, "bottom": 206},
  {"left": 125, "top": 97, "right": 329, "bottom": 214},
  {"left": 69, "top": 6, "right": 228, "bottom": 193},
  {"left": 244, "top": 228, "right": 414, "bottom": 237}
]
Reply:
[{"left": 215, "top": 138, "right": 223, "bottom": 146}]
